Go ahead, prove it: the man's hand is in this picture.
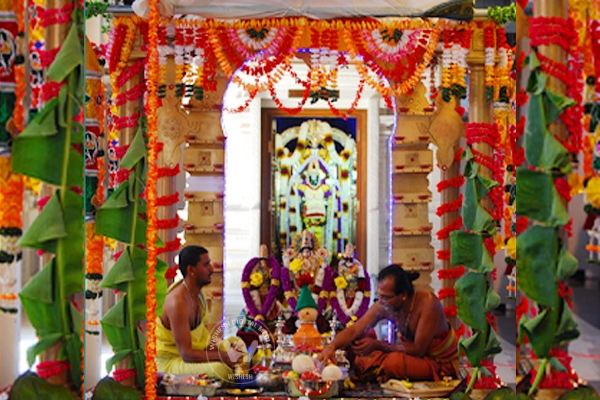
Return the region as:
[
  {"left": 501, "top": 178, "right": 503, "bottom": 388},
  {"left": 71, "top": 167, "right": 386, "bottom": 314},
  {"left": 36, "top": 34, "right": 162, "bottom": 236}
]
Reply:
[
  {"left": 219, "top": 349, "right": 239, "bottom": 369},
  {"left": 351, "top": 337, "right": 381, "bottom": 356},
  {"left": 316, "top": 345, "right": 336, "bottom": 365}
]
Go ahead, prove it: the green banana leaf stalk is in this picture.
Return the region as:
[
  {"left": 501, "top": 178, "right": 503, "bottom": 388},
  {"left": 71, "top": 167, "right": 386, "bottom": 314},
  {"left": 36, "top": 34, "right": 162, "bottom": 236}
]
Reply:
[
  {"left": 451, "top": 148, "right": 503, "bottom": 394},
  {"left": 516, "top": 50, "right": 580, "bottom": 396},
  {"left": 10, "top": 15, "right": 85, "bottom": 396},
  {"left": 95, "top": 120, "right": 167, "bottom": 389}
]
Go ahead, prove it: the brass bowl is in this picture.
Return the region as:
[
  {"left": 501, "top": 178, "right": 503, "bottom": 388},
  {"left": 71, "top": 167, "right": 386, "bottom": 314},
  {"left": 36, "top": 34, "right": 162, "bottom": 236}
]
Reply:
[{"left": 285, "top": 379, "right": 341, "bottom": 399}]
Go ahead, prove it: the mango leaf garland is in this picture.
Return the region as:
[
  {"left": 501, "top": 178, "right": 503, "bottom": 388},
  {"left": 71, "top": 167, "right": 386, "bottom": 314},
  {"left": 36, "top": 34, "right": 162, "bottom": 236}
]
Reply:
[{"left": 11, "top": 13, "right": 85, "bottom": 393}]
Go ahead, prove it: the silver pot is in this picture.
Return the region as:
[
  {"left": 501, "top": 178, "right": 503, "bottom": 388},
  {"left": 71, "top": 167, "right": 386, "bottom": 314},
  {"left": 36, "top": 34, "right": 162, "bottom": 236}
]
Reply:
[{"left": 255, "top": 370, "right": 284, "bottom": 391}]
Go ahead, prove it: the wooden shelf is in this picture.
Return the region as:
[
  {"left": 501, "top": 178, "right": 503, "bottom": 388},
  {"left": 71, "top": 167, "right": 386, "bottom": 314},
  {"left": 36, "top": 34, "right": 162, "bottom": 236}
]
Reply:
[
  {"left": 392, "top": 194, "right": 432, "bottom": 204},
  {"left": 392, "top": 165, "right": 434, "bottom": 173},
  {"left": 392, "top": 226, "right": 433, "bottom": 236}
]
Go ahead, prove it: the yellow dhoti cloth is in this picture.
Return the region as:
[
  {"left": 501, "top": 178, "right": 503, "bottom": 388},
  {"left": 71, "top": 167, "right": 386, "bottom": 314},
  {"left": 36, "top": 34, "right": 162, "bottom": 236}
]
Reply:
[{"left": 155, "top": 280, "right": 246, "bottom": 381}]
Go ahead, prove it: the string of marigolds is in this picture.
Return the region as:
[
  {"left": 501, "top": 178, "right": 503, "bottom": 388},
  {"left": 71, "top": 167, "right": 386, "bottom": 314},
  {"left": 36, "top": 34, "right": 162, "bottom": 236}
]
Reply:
[
  {"left": 0, "top": 161, "right": 24, "bottom": 314},
  {"left": 140, "top": 18, "right": 481, "bottom": 112}
]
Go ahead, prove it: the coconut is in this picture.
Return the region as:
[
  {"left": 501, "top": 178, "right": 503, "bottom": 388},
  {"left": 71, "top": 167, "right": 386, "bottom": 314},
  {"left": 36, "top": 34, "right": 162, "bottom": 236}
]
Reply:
[
  {"left": 291, "top": 354, "right": 315, "bottom": 374},
  {"left": 321, "top": 365, "right": 343, "bottom": 381}
]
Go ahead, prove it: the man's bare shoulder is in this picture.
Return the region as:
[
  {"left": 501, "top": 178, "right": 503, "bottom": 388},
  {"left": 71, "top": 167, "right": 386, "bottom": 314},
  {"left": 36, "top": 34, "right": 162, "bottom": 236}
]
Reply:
[{"left": 162, "top": 285, "right": 187, "bottom": 317}]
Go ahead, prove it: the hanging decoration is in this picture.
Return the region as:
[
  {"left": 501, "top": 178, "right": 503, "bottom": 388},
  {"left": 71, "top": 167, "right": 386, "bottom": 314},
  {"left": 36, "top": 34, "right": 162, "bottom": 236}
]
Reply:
[
  {"left": 145, "top": 0, "right": 160, "bottom": 395},
  {"left": 517, "top": 15, "right": 582, "bottom": 397},
  {"left": 28, "top": 0, "right": 45, "bottom": 111},
  {"left": 10, "top": 0, "right": 85, "bottom": 393},
  {"left": 0, "top": 156, "right": 23, "bottom": 314},
  {"left": 0, "top": 2, "right": 17, "bottom": 147},
  {"left": 451, "top": 122, "right": 504, "bottom": 394}
]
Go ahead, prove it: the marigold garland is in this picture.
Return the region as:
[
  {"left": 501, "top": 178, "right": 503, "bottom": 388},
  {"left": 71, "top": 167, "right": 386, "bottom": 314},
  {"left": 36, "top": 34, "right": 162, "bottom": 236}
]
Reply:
[
  {"left": 13, "top": 0, "right": 26, "bottom": 132},
  {"left": 145, "top": 0, "right": 160, "bottom": 396}
]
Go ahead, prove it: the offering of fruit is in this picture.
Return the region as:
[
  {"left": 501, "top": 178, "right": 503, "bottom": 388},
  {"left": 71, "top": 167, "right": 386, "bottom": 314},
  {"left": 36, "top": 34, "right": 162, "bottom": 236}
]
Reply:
[
  {"left": 300, "top": 371, "right": 320, "bottom": 381},
  {"left": 282, "top": 370, "right": 299, "bottom": 379},
  {"left": 400, "top": 379, "right": 413, "bottom": 389}
]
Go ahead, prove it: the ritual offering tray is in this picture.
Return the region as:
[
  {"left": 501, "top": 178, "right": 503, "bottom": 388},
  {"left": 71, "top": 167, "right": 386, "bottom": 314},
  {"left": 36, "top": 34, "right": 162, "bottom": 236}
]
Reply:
[
  {"left": 159, "top": 373, "right": 221, "bottom": 396},
  {"left": 284, "top": 378, "right": 342, "bottom": 399},
  {"left": 380, "top": 378, "right": 462, "bottom": 398}
]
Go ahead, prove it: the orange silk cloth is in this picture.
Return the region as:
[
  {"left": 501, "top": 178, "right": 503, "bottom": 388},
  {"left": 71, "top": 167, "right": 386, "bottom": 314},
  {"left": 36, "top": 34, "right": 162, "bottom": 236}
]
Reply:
[{"left": 354, "top": 327, "right": 459, "bottom": 381}]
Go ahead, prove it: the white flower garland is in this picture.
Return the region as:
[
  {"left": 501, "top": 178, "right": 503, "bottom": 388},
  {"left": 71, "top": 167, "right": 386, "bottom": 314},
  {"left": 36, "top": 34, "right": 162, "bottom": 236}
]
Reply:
[{"left": 335, "top": 259, "right": 366, "bottom": 317}]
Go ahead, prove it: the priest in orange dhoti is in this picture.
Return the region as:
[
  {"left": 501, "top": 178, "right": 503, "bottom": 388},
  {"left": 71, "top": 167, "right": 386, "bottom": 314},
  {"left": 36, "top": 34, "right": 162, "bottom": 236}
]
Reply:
[{"left": 318, "top": 264, "right": 458, "bottom": 382}]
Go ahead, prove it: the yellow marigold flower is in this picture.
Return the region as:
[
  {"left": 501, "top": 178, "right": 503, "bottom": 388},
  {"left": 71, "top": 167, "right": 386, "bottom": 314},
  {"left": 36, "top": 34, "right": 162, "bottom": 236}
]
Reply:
[
  {"left": 335, "top": 276, "right": 348, "bottom": 290},
  {"left": 289, "top": 259, "right": 303, "bottom": 274},
  {"left": 250, "top": 272, "right": 263, "bottom": 287},
  {"left": 506, "top": 237, "right": 516, "bottom": 260}
]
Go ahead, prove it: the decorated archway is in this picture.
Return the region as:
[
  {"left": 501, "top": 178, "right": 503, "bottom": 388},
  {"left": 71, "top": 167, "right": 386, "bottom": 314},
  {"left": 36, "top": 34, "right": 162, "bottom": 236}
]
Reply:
[{"left": 7, "top": 0, "right": 598, "bottom": 399}]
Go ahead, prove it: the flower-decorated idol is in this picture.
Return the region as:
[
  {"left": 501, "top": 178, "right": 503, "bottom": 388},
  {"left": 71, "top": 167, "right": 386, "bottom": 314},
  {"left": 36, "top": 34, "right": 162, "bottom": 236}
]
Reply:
[
  {"left": 330, "top": 243, "right": 370, "bottom": 327},
  {"left": 281, "top": 230, "right": 333, "bottom": 315}
]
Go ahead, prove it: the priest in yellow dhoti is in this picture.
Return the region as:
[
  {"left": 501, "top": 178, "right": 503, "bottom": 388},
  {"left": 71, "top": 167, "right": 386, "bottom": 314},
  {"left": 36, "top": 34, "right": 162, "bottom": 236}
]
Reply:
[{"left": 156, "top": 245, "right": 248, "bottom": 380}]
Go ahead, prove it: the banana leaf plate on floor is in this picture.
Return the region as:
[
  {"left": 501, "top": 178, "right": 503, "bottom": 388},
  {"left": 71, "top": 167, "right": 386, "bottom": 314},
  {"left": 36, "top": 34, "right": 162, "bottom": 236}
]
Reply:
[{"left": 380, "top": 378, "right": 462, "bottom": 398}]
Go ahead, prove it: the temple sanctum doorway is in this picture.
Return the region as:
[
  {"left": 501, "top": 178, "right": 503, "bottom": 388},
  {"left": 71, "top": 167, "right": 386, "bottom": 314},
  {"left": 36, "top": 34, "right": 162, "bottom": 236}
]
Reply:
[{"left": 260, "top": 110, "right": 367, "bottom": 264}]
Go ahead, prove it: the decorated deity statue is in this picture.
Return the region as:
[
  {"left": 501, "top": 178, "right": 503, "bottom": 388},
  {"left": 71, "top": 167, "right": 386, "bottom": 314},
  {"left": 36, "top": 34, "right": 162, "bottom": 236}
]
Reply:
[
  {"left": 296, "top": 158, "right": 332, "bottom": 248},
  {"left": 330, "top": 243, "right": 371, "bottom": 328},
  {"left": 281, "top": 230, "right": 333, "bottom": 327}
]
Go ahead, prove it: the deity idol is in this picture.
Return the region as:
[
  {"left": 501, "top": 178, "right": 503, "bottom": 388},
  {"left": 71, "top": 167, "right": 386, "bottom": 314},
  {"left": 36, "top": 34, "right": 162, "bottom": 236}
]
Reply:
[{"left": 281, "top": 230, "right": 333, "bottom": 332}]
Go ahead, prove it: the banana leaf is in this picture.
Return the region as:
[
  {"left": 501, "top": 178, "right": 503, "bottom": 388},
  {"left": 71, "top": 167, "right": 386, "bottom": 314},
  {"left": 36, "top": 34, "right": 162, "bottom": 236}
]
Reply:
[
  {"left": 544, "top": 89, "right": 576, "bottom": 124},
  {"left": 450, "top": 231, "right": 495, "bottom": 273},
  {"left": 95, "top": 181, "right": 148, "bottom": 244},
  {"left": 11, "top": 114, "right": 83, "bottom": 186},
  {"left": 483, "top": 387, "right": 517, "bottom": 400},
  {"left": 455, "top": 271, "right": 487, "bottom": 330},
  {"left": 101, "top": 245, "right": 168, "bottom": 321},
  {"left": 459, "top": 329, "right": 486, "bottom": 367},
  {"left": 92, "top": 377, "right": 143, "bottom": 400},
  {"left": 523, "top": 92, "right": 571, "bottom": 173},
  {"left": 12, "top": 23, "right": 83, "bottom": 186},
  {"left": 462, "top": 175, "right": 497, "bottom": 234},
  {"left": 519, "top": 307, "right": 558, "bottom": 358},
  {"left": 516, "top": 225, "right": 558, "bottom": 306},
  {"left": 95, "top": 129, "right": 149, "bottom": 244},
  {"left": 554, "top": 301, "right": 580, "bottom": 345},
  {"left": 558, "top": 386, "right": 600, "bottom": 399},
  {"left": 516, "top": 168, "right": 569, "bottom": 227},
  {"left": 484, "top": 328, "right": 503, "bottom": 358},
  {"left": 8, "top": 371, "right": 77, "bottom": 400},
  {"left": 555, "top": 247, "right": 578, "bottom": 282},
  {"left": 485, "top": 289, "right": 501, "bottom": 313}
]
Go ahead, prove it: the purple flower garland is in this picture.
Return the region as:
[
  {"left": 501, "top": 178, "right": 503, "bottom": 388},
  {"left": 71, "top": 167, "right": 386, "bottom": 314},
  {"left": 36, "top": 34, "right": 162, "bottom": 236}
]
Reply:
[
  {"left": 329, "top": 269, "right": 371, "bottom": 326},
  {"left": 241, "top": 256, "right": 281, "bottom": 321},
  {"left": 281, "top": 264, "right": 333, "bottom": 316}
]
